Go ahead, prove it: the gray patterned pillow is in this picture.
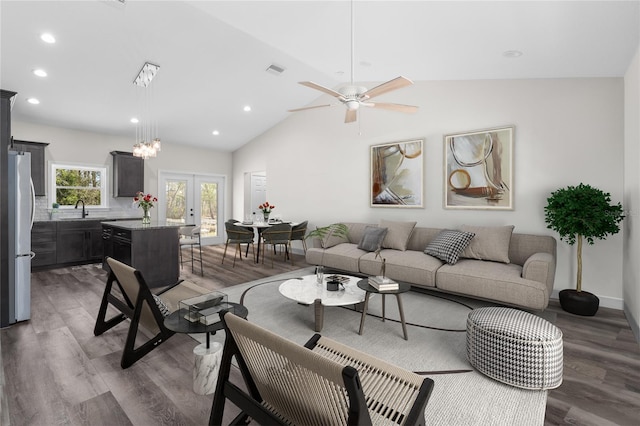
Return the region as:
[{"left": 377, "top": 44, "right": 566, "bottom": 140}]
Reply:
[
  {"left": 153, "top": 294, "right": 171, "bottom": 317},
  {"left": 357, "top": 226, "right": 388, "bottom": 252},
  {"left": 424, "top": 230, "right": 475, "bottom": 264}
]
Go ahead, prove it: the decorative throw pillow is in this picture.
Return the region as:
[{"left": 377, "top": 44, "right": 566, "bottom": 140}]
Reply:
[
  {"left": 380, "top": 219, "right": 417, "bottom": 251},
  {"left": 357, "top": 226, "right": 388, "bottom": 252},
  {"left": 153, "top": 294, "right": 171, "bottom": 317},
  {"left": 321, "top": 224, "right": 350, "bottom": 248},
  {"left": 460, "top": 225, "right": 515, "bottom": 264},
  {"left": 424, "top": 230, "right": 475, "bottom": 264}
]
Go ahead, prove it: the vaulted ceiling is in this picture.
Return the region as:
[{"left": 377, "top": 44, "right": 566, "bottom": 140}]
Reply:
[{"left": 1, "top": 1, "right": 638, "bottom": 152}]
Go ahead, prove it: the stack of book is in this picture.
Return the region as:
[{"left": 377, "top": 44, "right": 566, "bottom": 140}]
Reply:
[{"left": 368, "top": 276, "right": 399, "bottom": 291}]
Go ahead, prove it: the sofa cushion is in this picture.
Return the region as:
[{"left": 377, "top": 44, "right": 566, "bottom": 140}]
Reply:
[
  {"left": 306, "top": 244, "right": 364, "bottom": 273},
  {"left": 460, "top": 225, "right": 515, "bottom": 264},
  {"left": 380, "top": 220, "right": 417, "bottom": 251},
  {"left": 360, "top": 249, "right": 442, "bottom": 288},
  {"left": 357, "top": 226, "right": 388, "bottom": 252},
  {"left": 406, "top": 227, "right": 444, "bottom": 252},
  {"left": 436, "top": 259, "right": 549, "bottom": 310},
  {"left": 424, "top": 229, "right": 475, "bottom": 265}
]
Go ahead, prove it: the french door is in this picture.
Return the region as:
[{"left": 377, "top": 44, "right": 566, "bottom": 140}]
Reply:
[{"left": 159, "top": 172, "right": 225, "bottom": 245}]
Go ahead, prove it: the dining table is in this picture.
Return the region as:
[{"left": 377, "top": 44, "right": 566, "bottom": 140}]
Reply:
[{"left": 237, "top": 221, "right": 298, "bottom": 263}]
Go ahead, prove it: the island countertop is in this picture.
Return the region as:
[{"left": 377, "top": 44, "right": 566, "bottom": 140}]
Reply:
[{"left": 101, "top": 220, "right": 184, "bottom": 230}]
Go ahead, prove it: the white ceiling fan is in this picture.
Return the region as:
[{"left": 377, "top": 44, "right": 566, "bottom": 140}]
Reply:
[{"left": 289, "top": 1, "right": 418, "bottom": 124}]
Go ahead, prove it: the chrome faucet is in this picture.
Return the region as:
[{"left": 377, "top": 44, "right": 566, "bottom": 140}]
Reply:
[{"left": 75, "top": 199, "right": 87, "bottom": 218}]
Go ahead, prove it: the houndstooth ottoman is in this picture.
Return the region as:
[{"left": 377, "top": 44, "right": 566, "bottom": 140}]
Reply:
[{"left": 466, "top": 307, "right": 563, "bottom": 390}]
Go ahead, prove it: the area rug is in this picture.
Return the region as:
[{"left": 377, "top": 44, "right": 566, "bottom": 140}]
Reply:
[{"left": 195, "top": 268, "right": 548, "bottom": 425}]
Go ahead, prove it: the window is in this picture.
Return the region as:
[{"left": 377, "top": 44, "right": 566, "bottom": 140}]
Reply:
[{"left": 50, "top": 163, "right": 108, "bottom": 208}]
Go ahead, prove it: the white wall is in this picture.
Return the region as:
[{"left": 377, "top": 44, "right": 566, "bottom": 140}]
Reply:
[
  {"left": 624, "top": 46, "right": 640, "bottom": 338},
  {"left": 233, "top": 78, "right": 626, "bottom": 308},
  {"left": 11, "top": 121, "right": 233, "bottom": 221}
]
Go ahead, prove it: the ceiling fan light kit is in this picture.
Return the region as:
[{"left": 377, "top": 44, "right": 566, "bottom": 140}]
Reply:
[{"left": 289, "top": 0, "right": 418, "bottom": 124}]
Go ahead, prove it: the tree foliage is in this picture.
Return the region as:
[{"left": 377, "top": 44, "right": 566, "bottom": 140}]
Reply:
[
  {"left": 305, "top": 223, "right": 349, "bottom": 249},
  {"left": 55, "top": 168, "right": 101, "bottom": 206},
  {"left": 544, "top": 183, "right": 624, "bottom": 246}
]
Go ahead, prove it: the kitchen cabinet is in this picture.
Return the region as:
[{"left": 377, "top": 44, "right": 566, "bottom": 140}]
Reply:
[
  {"left": 102, "top": 221, "right": 179, "bottom": 288},
  {"left": 11, "top": 140, "right": 49, "bottom": 196},
  {"left": 31, "top": 222, "right": 57, "bottom": 268},
  {"left": 56, "top": 220, "right": 103, "bottom": 265},
  {"left": 111, "top": 151, "right": 143, "bottom": 198}
]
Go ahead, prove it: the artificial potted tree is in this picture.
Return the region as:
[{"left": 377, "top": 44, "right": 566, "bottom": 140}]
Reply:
[{"left": 544, "top": 183, "right": 624, "bottom": 316}]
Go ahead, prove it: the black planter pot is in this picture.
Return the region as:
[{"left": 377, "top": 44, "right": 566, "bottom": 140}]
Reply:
[{"left": 559, "top": 289, "right": 599, "bottom": 316}]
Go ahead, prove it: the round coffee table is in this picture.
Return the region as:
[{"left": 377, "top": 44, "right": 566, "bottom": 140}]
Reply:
[
  {"left": 279, "top": 274, "right": 365, "bottom": 332},
  {"left": 357, "top": 279, "right": 411, "bottom": 340}
]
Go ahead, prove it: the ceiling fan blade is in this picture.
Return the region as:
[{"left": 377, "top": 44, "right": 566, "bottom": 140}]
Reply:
[
  {"left": 345, "top": 109, "right": 357, "bottom": 123},
  {"left": 288, "top": 104, "right": 333, "bottom": 112},
  {"left": 366, "top": 102, "right": 419, "bottom": 113},
  {"left": 362, "top": 76, "right": 414, "bottom": 100},
  {"left": 299, "top": 81, "right": 344, "bottom": 99}
]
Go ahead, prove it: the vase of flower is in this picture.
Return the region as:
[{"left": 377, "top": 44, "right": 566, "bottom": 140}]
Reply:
[
  {"left": 134, "top": 191, "right": 158, "bottom": 225},
  {"left": 258, "top": 201, "right": 275, "bottom": 223},
  {"left": 142, "top": 206, "right": 151, "bottom": 224}
]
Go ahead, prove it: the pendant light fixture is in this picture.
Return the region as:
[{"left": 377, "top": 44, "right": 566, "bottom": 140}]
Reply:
[{"left": 132, "top": 62, "right": 161, "bottom": 159}]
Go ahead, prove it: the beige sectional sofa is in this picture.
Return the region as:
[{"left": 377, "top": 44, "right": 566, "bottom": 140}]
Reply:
[{"left": 305, "top": 222, "right": 557, "bottom": 311}]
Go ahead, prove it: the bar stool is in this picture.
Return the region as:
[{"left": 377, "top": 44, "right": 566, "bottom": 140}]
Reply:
[{"left": 179, "top": 226, "right": 203, "bottom": 276}]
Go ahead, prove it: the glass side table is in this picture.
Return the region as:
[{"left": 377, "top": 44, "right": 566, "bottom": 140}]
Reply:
[{"left": 164, "top": 302, "right": 248, "bottom": 395}]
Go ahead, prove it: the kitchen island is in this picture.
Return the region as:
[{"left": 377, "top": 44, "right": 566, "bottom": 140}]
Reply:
[{"left": 102, "top": 220, "right": 182, "bottom": 288}]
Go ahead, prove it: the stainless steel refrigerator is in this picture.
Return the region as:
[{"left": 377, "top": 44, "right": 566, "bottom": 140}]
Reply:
[{"left": 8, "top": 150, "right": 34, "bottom": 323}]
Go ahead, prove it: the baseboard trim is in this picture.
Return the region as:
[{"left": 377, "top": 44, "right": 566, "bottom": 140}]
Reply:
[{"left": 550, "top": 290, "right": 623, "bottom": 310}]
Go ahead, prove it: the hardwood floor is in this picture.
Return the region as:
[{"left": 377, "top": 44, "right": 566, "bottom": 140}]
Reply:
[{"left": 1, "top": 244, "right": 639, "bottom": 425}]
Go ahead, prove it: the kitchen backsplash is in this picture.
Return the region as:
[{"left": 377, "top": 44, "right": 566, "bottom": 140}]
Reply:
[{"left": 34, "top": 196, "right": 143, "bottom": 221}]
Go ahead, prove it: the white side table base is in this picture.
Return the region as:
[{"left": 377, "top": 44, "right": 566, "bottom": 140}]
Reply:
[{"left": 193, "top": 342, "right": 223, "bottom": 395}]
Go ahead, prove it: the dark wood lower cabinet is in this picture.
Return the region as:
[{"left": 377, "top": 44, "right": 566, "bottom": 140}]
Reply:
[
  {"left": 102, "top": 223, "right": 179, "bottom": 288},
  {"left": 32, "top": 220, "right": 104, "bottom": 270},
  {"left": 31, "top": 222, "right": 57, "bottom": 268},
  {"left": 56, "top": 221, "right": 103, "bottom": 264}
]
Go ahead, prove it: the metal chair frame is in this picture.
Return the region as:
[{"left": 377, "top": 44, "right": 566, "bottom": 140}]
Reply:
[
  {"left": 290, "top": 220, "right": 308, "bottom": 253},
  {"left": 223, "top": 222, "right": 256, "bottom": 267},
  {"left": 179, "top": 225, "right": 204, "bottom": 276},
  {"left": 260, "top": 223, "right": 293, "bottom": 267}
]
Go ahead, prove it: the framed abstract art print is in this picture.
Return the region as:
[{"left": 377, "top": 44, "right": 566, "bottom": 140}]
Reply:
[
  {"left": 444, "top": 126, "right": 513, "bottom": 210},
  {"left": 370, "top": 139, "right": 423, "bottom": 208}
]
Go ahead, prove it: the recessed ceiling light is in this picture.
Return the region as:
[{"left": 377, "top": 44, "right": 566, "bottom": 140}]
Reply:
[
  {"left": 503, "top": 50, "right": 523, "bottom": 58},
  {"left": 40, "top": 33, "right": 56, "bottom": 44},
  {"left": 27, "top": 98, "right": 40, "bottom": 105},
  {"left": 33, "top": 69, "right": 47, "bottom": 77},
  {"left": 212, "top": 130, "right": 220, "bottom": 136},
  {"left": 243, "top": 105, "right": 251, "bottom": 112},
  {"left": 130, "top": 117, "right": 139, "bottom": 124}
]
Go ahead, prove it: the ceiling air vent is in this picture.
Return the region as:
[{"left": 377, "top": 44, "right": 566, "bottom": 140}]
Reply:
[{"left": 265, "top": 64, "right": 286, "bottom": 75}]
